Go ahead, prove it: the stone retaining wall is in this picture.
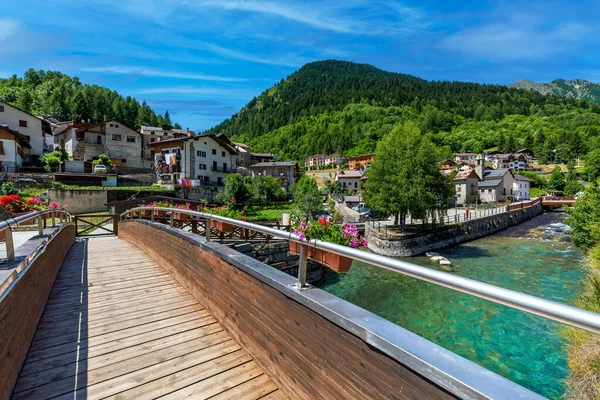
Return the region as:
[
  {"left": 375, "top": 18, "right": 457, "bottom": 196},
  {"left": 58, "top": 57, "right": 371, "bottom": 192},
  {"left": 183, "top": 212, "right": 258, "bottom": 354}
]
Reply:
[
  {"left": 228, "top": 241, "right": 323, "bottom": 283},
  {"left": 334, "top": 201, "right": 362, "bottom": 223},
  {"left": 367, "top": 203, "right": 543, "bottom": 257}
]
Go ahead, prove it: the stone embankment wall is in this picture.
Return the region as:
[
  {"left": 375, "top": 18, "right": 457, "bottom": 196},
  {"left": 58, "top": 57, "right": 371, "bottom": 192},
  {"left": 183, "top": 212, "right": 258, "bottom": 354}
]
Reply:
[
  {"left": 48, "top": 189, "right": 168, "bottom": 214},
  {"left": 228, "top": 241, "right": 323, "bottom": 283},
  {"left": 367, "top": 203, "right": 543, "bottom": 257}
]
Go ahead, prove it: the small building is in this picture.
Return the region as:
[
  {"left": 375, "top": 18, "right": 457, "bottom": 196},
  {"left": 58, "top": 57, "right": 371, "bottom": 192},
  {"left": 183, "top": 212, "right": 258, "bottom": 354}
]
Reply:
[
  {"left": 478, "top": 180, "right": 503, "bottom": 204},
  {"left": 0, "top": 124, "right": 32, "bottom": 172},
  {"left": 483, "top": 168, "right": 515, "bottom": 201},
  {"left": 441, "top": 159, "right": 456, "bottom": 171},
  {"left": 454, "top": 153, "right": 477, "bottom": 163},
  {"left": 0, "top": 101, "right": 46, "bottom": 159},
  {"left": 232, "top": 142, "right": 251, "bottom": 170},
  {"left": 57, "top": 120, "right": 144, "bottom": 168},
  {"left": 250, "top": 153, "right": 276, "bottom": 165},
  {"left": 250, "top": 161, "right": 298, "bottom": 190},
  {"left": 343, "top": 195, "right": 362, "bottom": 209},
  {"left": 454, "top": 169, "right": 480, "bottom": 205},
  {"left": 140, "top": 125, "right": 192, "bottom": 160},
  {"left": 348, "top": 154, "right": 375, "bottom": 170},
  {"left": 335, "top": 170, "right": 363, "bottom": 194},
  {"left": 305, "top": 154, "right": 328, "bottom": 169},
  {"left": 513, "top": 175, "right": 533, "bottom": 201},
  {"left": 490, "top": 153, "right": 528, "bottom": 171}
]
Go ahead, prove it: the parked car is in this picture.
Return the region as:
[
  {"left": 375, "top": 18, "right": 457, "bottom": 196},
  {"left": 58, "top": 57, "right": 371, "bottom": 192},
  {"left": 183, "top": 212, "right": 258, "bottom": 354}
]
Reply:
[{"left": 93, "top": 164, "right": 107, "bottom": 174}]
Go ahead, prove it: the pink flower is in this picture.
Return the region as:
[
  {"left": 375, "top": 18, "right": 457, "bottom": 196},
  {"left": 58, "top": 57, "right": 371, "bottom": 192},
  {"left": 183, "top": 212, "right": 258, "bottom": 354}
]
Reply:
[
  {"left": 231, "top": 198, "right": 236, "bottom": 204},
  {"left": 49, "top": 203, "right": 59, "bottom": 209},
  {"left": 242, "top": 217, "right": 247, "bottom": 221}
]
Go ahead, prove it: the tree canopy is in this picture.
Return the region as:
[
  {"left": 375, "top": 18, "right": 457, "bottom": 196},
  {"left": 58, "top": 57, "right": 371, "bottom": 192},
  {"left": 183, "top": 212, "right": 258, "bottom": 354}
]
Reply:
[
  {"left": 363, "top": 122, "right": 453, "bottom": 231},
  {"left": 0, "top": 69, "right": 178, "bottom": 130},
  {"left": 292, "top": 176, "right": 324, "bottom": 221}
]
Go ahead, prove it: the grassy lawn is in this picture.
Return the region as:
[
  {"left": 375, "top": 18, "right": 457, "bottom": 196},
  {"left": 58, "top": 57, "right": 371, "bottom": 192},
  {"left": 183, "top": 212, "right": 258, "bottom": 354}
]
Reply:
[
  {"left": 531, "top": 187, "right": 546, "bottom": 198},
  {"left": 245, "top": 204, "right": 293, "bottom": 222}
]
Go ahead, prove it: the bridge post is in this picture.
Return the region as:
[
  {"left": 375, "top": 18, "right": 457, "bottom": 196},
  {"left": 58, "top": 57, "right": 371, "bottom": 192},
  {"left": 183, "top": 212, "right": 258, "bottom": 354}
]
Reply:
[
  {"left": 151, "top": 212, "right": 154, "bottom": 222},
  {"left": 170, "top": 213, "right": 174, "bottom": 227},
  {"left": 113, "top": 215, "right": 119, "bottom": 236},
  {"left": 297, "top": 244, "right": 308, "bottom": 288},
  {"left": 205, "top": 218, "right": 211, "bottom": 242},
  {"left": 38, "top": 215, "right": 43, "bottom": 236},
  {"left": 52, "top": 211, "right": 56, "bottom": 227},
  {"left": 5, "top": 228, "right": 15, "bottom": 262}
]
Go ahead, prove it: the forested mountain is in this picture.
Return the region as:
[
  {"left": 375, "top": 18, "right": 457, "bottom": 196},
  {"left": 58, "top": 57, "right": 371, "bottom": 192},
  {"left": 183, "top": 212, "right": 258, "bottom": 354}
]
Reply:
[
  {"left": 510, "top": 79, "right": 600, "bottom": 104},
  {"left": 207, "top": 60, "right": 600, "bottom": 163},
  {"left": 0, "top": 69, "right": 179, "bottom": 130}
]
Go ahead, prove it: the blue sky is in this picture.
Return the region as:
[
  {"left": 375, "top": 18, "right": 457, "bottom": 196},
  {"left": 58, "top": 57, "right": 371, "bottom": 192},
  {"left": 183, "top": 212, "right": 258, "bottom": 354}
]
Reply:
[{"left": 1, "top": 0, "right": 599, "bottom": 131}]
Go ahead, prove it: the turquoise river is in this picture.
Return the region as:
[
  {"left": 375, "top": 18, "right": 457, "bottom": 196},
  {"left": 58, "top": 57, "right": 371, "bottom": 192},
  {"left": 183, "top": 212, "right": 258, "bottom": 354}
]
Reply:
[{"left": 318, "top": 215, "right": 587, "bottom": 399}]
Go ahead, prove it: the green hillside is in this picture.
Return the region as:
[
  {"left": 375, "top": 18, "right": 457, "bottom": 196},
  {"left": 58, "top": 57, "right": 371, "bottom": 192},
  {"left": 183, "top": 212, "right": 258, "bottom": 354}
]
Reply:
[
  {"left": 0, "top": 69, "right": 178, "bottom": 130},
  {"left": 207, "top": 60, "right": 600, "bottom": 163}
]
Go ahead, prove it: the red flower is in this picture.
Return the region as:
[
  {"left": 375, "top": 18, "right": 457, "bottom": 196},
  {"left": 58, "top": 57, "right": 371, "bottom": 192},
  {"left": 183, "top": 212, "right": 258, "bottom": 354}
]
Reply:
[
  {"left": 231, "top": 198, "right": 236, "bottom": 204},
  {"left": 242, "top": 217, "right": 247, "bottom": 221}
]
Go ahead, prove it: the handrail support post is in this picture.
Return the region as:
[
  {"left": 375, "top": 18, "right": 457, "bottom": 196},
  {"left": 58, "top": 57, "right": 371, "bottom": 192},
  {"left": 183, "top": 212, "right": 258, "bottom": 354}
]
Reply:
[
  {"left": 5, "top": 227, "right": 15, "bottom": 262},
  {"left": 205, "top": 218, "right": 211, "bottom": 242},
  {"left": 38, "top": 215, "right": 44, "bottom": 236},
  {"left": 291, "top": 243, "right": 312, "bottom": 291}
]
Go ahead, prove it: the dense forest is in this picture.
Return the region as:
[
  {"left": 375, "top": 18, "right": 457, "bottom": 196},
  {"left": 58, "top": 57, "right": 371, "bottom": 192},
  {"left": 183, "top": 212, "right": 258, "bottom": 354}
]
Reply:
[
  {"left": 207, "top": 60, "right": 600, "bottom": 163},
  {"left": 0, "top": 69, "right": 179, "bottom": 130}
]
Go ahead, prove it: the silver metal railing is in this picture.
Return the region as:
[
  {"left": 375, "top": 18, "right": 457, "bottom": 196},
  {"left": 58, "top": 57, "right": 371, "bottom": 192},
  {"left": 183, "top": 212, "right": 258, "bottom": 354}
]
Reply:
[
  {"left": 122, "top": 206, "right": 600, "bottom": 335},
  {"left": 1, "top": 209, "right": 71, "bottom": 262}
]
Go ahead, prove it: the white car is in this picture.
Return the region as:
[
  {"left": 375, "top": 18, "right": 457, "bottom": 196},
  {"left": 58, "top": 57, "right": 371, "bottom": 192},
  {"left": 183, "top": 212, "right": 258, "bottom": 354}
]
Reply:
[{"left": 93, "top": 165, "right": 107, "bottom": 174}]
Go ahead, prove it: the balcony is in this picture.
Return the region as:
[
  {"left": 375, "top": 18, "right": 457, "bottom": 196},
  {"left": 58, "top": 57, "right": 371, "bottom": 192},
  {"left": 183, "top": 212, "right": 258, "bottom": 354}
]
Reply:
[{"left": 211, "top": 165, "right": 232, "bottom": 173}]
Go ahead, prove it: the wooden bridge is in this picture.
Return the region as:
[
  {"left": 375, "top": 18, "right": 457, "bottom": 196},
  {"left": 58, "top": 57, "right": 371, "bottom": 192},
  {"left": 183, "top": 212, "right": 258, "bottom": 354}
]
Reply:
[
  {"left": 541, "top": 196, "right": 577, "bottom": 208},
  {"left": 0, "top": 209, "right": 571, "bottom": 399}
]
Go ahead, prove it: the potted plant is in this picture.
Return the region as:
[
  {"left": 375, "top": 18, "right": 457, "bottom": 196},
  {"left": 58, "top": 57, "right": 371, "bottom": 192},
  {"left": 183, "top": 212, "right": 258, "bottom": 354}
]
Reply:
[
  {"left": 150, "top": 200, "right": 171, "bottom": 217},
  {"left": 289, "top": 216, "right": 367, "bottom": 273},
  {"left": 204, "top": 205, "right": 244, "bottom": 233},
  {"left": 172, "top": 202, "right": 192, "bottom": 221}
]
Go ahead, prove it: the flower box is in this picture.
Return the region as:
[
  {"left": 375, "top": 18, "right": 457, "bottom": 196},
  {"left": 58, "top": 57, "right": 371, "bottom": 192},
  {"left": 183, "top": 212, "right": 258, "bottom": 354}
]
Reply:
[
  {"left": 289, "top": 241, "right": 352, "bottom": 273},
  {"left": 210, "top": 219, "right": 233, "bottom": 233},
  {"left": 153, "top": 209, "right": 167, "bottom": 217},
  {"left": 173, "top": 211, "right": 190, "bottom": 221},
  {"left": 140, "top": 209, "right": 152, "bottom": 216}
]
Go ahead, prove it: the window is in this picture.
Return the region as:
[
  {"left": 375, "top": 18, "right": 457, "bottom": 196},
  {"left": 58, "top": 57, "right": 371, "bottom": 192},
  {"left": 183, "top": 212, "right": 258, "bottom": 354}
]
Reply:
[
  {"left": 112, "top": 134, "right": 122, "bottom": 141},
  {"left": 109, "top": 123, "right": 113, "bottom": 127},
  {"left": 0, "top": 105, "right": 4, "bottom": 112},
  {"left": 115, "top": 124, "right": 119, "bottom": 128},
  {"left": 197, "top": 150, "right": 206, "bottom": 157},
  {"left": 150, "top": 137, "right": 155, "bottom": 143},
  {"left": 126, "top": 136, "right": 136, "bottom": 143},
  {"left": 164, "top": 132, "right": 168, "bottom": 136},
  {"left": 217, "top": 177, "right": 223, "bottom": 185},
  {"left": 96, "top": 135, "right": 102, "bottom": 144},
  {"left": 221, "top": 151, "right": 225, "bottom": 157},
  {"left": 199, "top": 164, "right": 207, "bottom": 170},
  {"left": 19, "top": 120, "right": 27, "bottom": 128},
  {"left": 212, "top": 149, "right": 217, "bottom": 155},
  {"left": 354, "top": 182, "right": 358, "bottom": 188},
  {"left": 223, "top": 162, "right": 227, "bottom": 172},
  {"left": 122, "top": 159, "right": 127, "bottom": 164},
  {"left": 203, "top": 176, "right": 209, "bottom": 182}
]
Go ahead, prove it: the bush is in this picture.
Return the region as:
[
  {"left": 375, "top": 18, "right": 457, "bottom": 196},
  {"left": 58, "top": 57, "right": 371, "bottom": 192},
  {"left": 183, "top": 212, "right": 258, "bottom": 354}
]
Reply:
[
  {"left": 1, "top": 182, "right": 19, "bottom": 195},
  {"left": 93, "top": 154, "right": 112, "bottom": 166}
]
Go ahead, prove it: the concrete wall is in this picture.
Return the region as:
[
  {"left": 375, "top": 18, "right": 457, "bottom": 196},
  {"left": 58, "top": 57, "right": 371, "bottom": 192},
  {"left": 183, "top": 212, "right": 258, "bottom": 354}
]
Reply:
[
  {"left": 334, "top": 200, "right": 362, "bottom": 223},
  {"left": 366, "top": 203, "right": 543, "bottom": 256},
  {"left": 49, "top": 189, "right": 108, "bottom": 214}
]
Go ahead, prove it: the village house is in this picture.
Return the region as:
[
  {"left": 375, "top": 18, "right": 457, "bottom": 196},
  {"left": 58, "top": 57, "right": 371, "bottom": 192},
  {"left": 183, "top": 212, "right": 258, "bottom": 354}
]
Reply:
[
  {"left": 483, "top": 168, "right": 515, "bottom": 201},
  {"left": 0, "top": 101, "right": 46, "bottom": 160},
  {"left": 490, "top": 153, "right": 528, "bottom": 171},
  {"left": 55, "top": 120, "right": 144, "bottom": 168},
  {"left": 478, "top": 180, "right": 503, "bottom": 203},
  {"left": 454, "top": 153, "right": 477, "bottom": 163},
  {"left": 250, "top": 152, "right": 276, "bottom": 165},
  {"left": 250, "top": 161, "right": 298, "bottom": 190},
  {"left": 305, "top": 153, "right": 346, "bottom": 169},
  {"left": 513, "top": 175, "right": 533, "bottom": 201},
  {"left": 0, "top": 125, "right": 32, "bottom": 172},
  {"left": 335, "top": 170, "right": 363, "bottom": 194},
  {"left": 232, "top": 142, "right": 251, "bottom": 170},
  {"left": 441, "top": 159, "right": 456, "bottom": 171},
  {"left": 454, "top": 169, "right": 480, "bottom": 205},
  {"left": 148, "top": 134, "right": 237, "bottom": 187},
  {"left": 348, "top": 154, "right": 375, "bottom": 170}
]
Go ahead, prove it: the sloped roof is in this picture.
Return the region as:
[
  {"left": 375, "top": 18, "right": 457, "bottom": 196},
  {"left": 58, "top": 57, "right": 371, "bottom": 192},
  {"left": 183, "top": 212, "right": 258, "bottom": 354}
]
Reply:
[
  {"left": 478, "top": 179, "right": 503, "bottom": 188},
  {"left": 0, "top": 124, "right": 32, "bottom": 148},
  {"left": 454, "top": 170, "right": 479, "bottom": 181},
  {"left": 514, "top": 174, "right": 535, "bottom": 182},
  {"left": 336, "top": 170, "right": 363, "bottom": 179},
  {"left": 484, "top": 168, "right": 511, "bottom": 179},
  {"left": 250, "top": 161, "right": 297, "bottom": 168}
]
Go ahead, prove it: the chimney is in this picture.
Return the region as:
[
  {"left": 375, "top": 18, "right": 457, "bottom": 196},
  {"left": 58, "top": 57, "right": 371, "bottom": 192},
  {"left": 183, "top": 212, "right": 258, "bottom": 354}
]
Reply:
[{"left": 187, "top": 132, "right": 193, "bottom": 137}]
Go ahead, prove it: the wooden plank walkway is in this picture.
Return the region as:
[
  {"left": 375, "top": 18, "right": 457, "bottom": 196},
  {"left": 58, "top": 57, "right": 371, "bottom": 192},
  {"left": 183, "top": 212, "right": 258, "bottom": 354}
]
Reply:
[{"left": 12, "top": 237, "right": 285, "bottom": 400}]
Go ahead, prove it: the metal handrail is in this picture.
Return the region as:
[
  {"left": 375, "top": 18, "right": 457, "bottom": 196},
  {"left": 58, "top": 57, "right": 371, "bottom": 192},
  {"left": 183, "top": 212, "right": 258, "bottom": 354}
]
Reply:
[
  {"left": 122, "top": 206, "right": 600, "bottom": 335},
  {"left": 1, "top": 209, "right": 71, "bottom": 262}
]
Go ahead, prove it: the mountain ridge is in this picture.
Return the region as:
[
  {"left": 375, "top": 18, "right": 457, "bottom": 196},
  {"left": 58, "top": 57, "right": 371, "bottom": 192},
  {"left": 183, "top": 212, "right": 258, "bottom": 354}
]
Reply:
[{"left": 509, "top": 79, "right": 600, "bottom": 103}]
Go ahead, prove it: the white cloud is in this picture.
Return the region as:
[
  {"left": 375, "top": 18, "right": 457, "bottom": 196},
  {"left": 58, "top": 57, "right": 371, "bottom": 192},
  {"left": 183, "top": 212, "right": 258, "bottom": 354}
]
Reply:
[
  {"left": 135, "top": 86, "right": 253, "bottom": 98},
  {"left": 79, "top": 66, "right": 248, "bottom": 82},
  {"left": 442, "top": 19, "right": 593, "bottom": 61},
  {"left": 0, "top": 18, "right": 21, "bottom": 42}
]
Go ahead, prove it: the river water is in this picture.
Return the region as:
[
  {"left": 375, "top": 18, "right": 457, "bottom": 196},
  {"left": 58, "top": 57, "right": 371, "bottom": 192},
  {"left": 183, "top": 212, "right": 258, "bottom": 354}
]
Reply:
[{"left": 318, "top": 214, "right": 586, "bottom": 399}]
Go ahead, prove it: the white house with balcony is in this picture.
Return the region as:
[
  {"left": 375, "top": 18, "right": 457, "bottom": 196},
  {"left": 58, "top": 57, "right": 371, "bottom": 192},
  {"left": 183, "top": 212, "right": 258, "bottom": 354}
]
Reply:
[
  {"left": 335, "top": 170, "right": 364, "bottom": 194},
  {"left": 0, "top": 102, "right": 45, "bottom": 158},
  {"left": 513, "top": 175, "right": 533, "bottom": 200},
  {"left": 0, "top": 124, "right": 31, "bottom": 172}
]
